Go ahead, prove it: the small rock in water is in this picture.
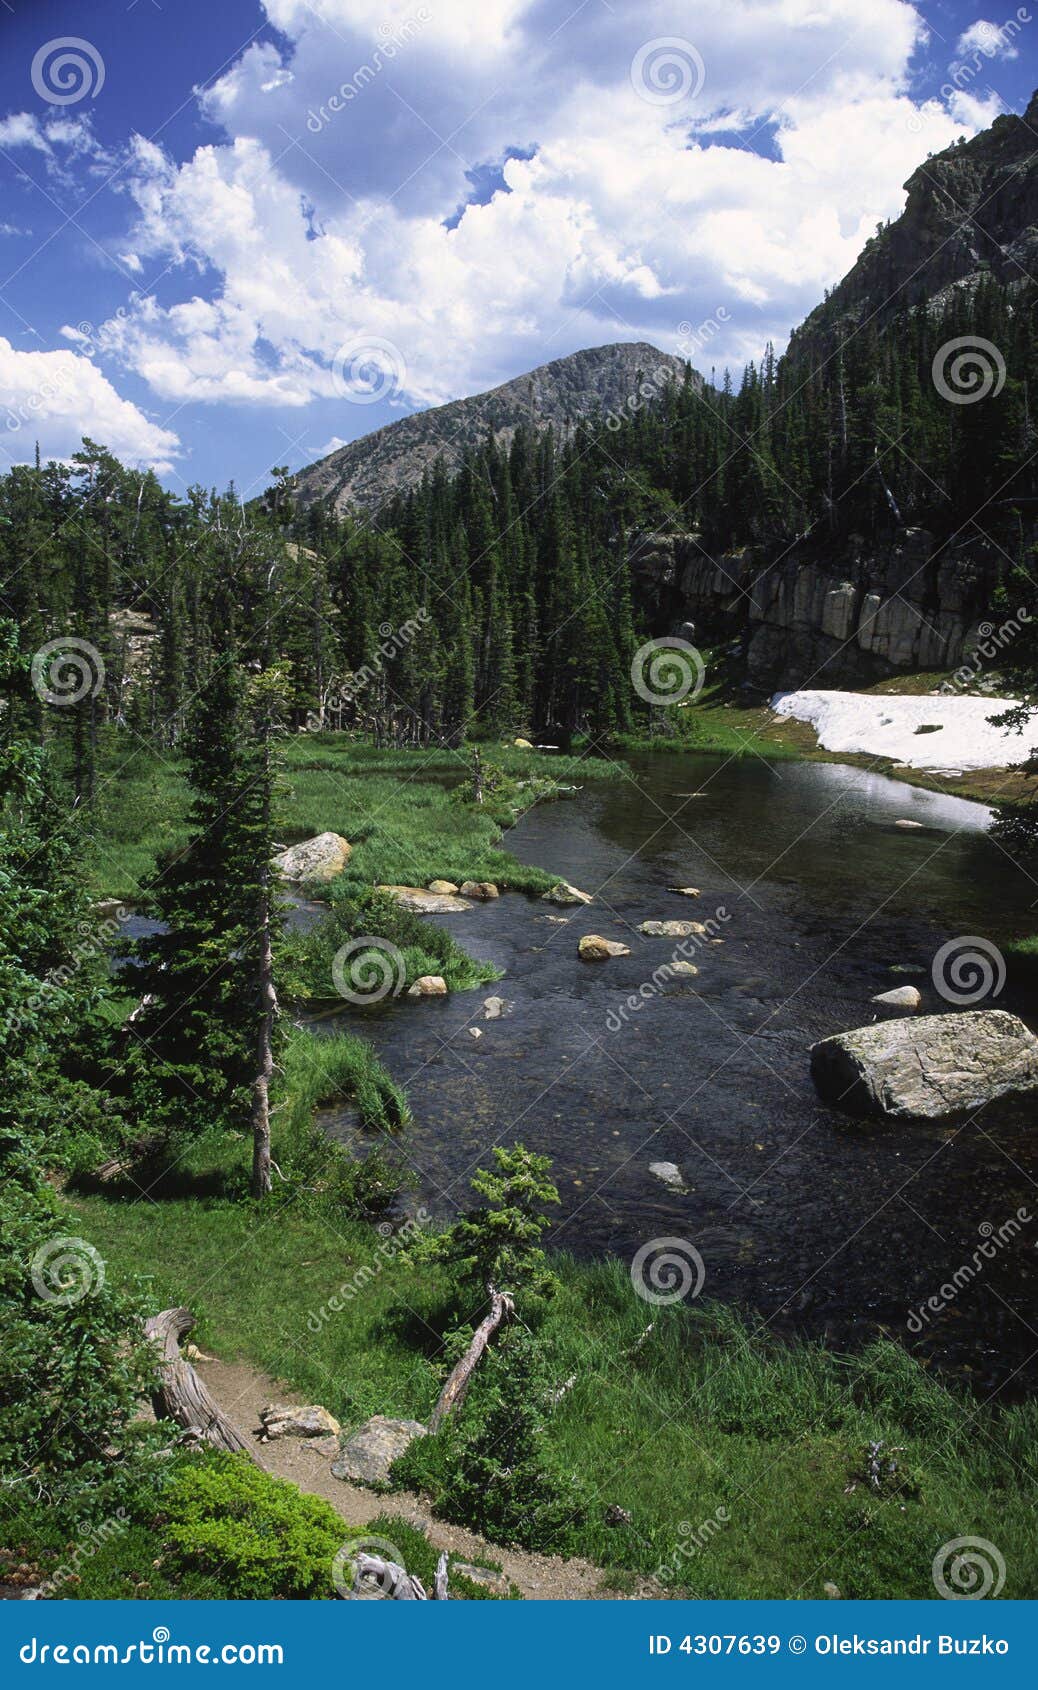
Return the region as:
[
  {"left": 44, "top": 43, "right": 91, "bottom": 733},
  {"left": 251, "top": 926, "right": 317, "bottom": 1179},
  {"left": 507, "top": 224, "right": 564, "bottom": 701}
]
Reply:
[
  {"left": 542, "top": 881, "right": 593, "bottom": 906},
  {"left": 871, "top": 986, "right": 922, "bottom": 1012},
  {"left": 468, "top": 1026, "right": 483, "bottom": 1039},
  {"left": 427, "top": 879, "right": 459, "bottom": 895},
  {"left": 483, "top": 995, "right": 511, "bottom": 1020},
  {"left": 649, "top": 1160, "right": 687, "bottom": 1192},
  {"left": 668, "top": 960, "right": 699, "bottom": 977},
  {"left": 894, "top": 819, "right": 924, "bottom": 830},
  {"left": 579, "top": 933, "right": 631, "bottom": 961},
  {"left": 639, "top": 919, "right": 708, "bottom": 938},
  {"left": 459, "top": 880, "right": 499, "bottom": 900},
  {"left": 667, "top": 886, "right": 702, "bottom": 897},
  {"left": 408, "top": 975, "right": 447, "bottom": 997}
]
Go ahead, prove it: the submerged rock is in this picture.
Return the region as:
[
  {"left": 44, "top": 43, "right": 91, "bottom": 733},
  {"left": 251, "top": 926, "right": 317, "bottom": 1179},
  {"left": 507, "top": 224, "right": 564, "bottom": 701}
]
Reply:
[
  {"left": 639, "top": 919, "right": 708, "bottom": 938},
  {"left": 378, "top": 884, "right": 473, "bottom": 913},
  {"left": 810, "top": 1009, "right": 1038, "bottom": 1119},
  {"left": 542, "top": 881, "right": 593, "bottom": 906},
  {"left": 273, "top": 832, "right": 352, "bottom": 883},
  {"left": 870, "top": 986, "right": 922, "bottom": 1012},
  {"left": 331, "top": 1416, "right": 427, "bottom": 1488},
  {"left": 579, "top": 934, "right": 631, "bottom": 961}
]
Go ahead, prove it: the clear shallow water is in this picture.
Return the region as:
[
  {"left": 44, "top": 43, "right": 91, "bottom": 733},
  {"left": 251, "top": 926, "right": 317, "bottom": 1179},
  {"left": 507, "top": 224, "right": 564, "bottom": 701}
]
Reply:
[{"left": 315, "top": 753, "right": 1037, "bottom": 1392}]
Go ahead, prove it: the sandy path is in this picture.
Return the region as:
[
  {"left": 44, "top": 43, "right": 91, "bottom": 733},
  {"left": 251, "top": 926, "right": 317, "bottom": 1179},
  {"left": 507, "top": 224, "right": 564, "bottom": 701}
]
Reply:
[{"left": 195, "top": 1355, "right": 659, "bottom": 1601}]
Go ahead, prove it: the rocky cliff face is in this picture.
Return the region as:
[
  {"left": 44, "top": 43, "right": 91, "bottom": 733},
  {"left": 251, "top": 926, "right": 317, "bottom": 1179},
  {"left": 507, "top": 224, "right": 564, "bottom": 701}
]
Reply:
[
  {"left": 643, "top": 92, "right": 1038, "bottom": 688},
  {"left": 294, "top": 342, "right": 694, "bottom": 515},
  {"left": 632, "top": 525, "right": 1014, "bottom": 688}
]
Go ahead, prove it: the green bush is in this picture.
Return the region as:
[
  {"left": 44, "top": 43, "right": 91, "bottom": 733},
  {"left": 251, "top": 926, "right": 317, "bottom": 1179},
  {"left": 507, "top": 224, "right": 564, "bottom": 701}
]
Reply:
[{"left": 163, "top": 1454, "right": 345, "bottom": 1599}]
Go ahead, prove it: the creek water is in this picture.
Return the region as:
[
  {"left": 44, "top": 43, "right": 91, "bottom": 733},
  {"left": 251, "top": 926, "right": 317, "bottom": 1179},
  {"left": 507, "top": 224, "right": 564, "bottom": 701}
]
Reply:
[{"left": 315, "top": 752, "right": 1037, "bottom": 1392}]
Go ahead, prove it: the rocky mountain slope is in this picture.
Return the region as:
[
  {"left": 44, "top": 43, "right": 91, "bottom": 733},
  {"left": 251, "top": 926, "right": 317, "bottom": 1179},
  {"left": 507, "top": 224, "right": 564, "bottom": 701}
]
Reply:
[
  {"left": 639, "top": 93, "right": 1038, "bottom": 688},
  {"left": 294, "top": 342, "right": 694, "bottom": 515}
]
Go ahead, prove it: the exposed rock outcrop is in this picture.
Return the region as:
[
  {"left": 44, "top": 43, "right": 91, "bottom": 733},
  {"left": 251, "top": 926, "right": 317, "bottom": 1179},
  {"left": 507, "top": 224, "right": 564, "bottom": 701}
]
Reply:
[
  {"left": 810, "top": 1009, "right": 1038, "bottom": 1119},
  {"left": 273, "top": 833, "right": 352, "bottom": 883},
  {"left": 331, "top": 1416, "right": 427, "bottom": 1487}
]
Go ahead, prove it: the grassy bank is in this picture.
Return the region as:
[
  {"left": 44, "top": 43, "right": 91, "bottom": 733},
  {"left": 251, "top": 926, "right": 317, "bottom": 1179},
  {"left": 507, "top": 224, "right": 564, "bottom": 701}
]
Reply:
[
  {"left": 67, "top": 1093, "right": 1038, "bottom": 1601},
  {"left": 79, "top": 734, "right": 625, "bottom": 903}
]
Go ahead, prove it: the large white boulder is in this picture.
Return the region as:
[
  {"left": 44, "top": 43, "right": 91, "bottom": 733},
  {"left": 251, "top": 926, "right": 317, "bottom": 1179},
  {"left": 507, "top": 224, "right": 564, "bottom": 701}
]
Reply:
[{"left": 810, "top": 1010, "right": 1038, "bottom": 1119}]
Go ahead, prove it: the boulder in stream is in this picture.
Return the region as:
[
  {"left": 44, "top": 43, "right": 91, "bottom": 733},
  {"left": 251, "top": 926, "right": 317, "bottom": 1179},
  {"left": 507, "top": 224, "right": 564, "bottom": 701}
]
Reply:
[
  {"left": 378, "top": 884, "right": 473, "bottom": 913},
  {"left": 579, "top": 934, "right": 631, "bottom": 960},
  {"left": 870, "top": 986, "right": 922, "bottom": 1012},
  {"left": 273, "top": 832, "right": 352, "bottom": 883},
  {"left": 810, "top": 1009, "right": 1038, "bottom": 1119},
  {"left": 542, "top": 881, "right": 593, "bottom": 906},
  {"left": 639, "top": 919, "right": 708, "bottom": 938},
  {"left": 459, "top": 880, "right": 499, "bottom": 900},
  {"left": 408, "top": 975, "right": 447, "bottom": 997}
]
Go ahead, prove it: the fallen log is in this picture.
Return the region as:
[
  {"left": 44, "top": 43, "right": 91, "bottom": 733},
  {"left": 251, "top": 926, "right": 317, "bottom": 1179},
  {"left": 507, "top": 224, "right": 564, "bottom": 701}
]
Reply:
[
  {"left": 144, "top": 1307, "right": 254, "bottom": 1459},
  {"left": 348, "top": 1552, "right": 450, "bottom": 1600},
  {"left": 428, "top": 1288, "right": 514, "bottom": 1434}
]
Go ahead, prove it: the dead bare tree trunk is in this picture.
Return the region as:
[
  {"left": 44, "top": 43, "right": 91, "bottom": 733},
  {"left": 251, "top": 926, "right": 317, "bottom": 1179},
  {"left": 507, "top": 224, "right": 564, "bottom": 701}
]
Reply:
[
  {"left": 251, "top": 724, "right": 275, "bottom": 1200},
  {"left": 472, "top": 745, "right": 484, "bottom": 805},
  {"left": 428, "top": 1288, "right": 514, "bottom": 1433},
  {"left": 144, "top": 1307, "right": 255, "bottom": 1458}
]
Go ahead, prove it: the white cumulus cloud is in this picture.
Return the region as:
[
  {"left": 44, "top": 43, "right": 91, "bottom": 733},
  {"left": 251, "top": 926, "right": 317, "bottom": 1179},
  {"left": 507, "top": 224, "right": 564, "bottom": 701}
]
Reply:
[{"left": 0, "top": 339, "right": 181, "bottom": 471}]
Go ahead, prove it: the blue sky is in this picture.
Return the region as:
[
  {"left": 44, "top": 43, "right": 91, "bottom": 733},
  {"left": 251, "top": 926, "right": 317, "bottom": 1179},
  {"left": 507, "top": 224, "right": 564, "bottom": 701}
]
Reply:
[{"left": 0, "top": 0, "right": 1034, "bottom": 501}]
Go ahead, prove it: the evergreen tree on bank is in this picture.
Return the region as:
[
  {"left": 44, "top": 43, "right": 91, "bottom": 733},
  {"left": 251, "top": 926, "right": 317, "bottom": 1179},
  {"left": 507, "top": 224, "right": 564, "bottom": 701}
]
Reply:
[{"left": 125, "top": 657, "right": 286, "bottom": 1191}]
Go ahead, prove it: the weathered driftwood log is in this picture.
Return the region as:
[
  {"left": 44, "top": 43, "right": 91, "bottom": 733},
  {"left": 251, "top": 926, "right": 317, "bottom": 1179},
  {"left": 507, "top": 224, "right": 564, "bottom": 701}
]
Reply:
[
  {"left": 144, "top": 1307, "right": 254, "bottom": 1459},
  {"left": 350, "top": 1552, "right": 449, "bottom": 1601},
  {"left": 428, "top": 1288, "right": 515, "bottom": 1434}
]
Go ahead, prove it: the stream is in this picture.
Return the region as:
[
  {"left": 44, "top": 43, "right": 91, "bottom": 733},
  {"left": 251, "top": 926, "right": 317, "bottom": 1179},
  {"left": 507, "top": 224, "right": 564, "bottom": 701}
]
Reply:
[{"left": 314, "top": 752, "right": 1038, "bottom": 1394}]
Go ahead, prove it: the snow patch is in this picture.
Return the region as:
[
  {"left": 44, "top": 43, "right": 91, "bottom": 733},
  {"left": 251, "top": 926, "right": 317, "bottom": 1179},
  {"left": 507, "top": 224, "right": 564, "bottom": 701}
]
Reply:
[{"left": 771, "top": 690, "right": 1037, "bottom": 771}]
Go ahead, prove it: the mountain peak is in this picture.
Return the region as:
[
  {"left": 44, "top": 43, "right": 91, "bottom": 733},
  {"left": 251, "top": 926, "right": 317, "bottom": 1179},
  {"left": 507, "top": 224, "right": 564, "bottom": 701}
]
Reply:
[{"left": 294, "top": 341, "right": 696, "bottom": 516}]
